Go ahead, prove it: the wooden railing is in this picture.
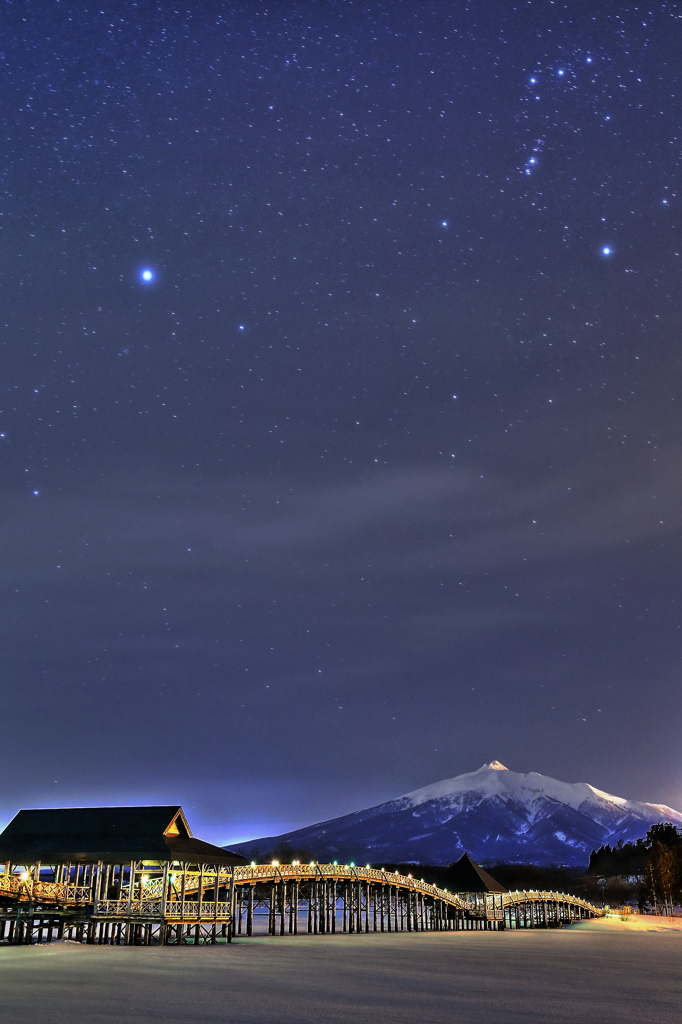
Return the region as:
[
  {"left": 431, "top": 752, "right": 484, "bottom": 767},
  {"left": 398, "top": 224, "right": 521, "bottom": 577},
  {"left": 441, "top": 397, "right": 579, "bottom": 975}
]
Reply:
[
  {"left": 0, "top": 864, "right": 604, "bottom": 921},
  {"left": 0, "top": 873, "right": 91, "bottom": 905}
]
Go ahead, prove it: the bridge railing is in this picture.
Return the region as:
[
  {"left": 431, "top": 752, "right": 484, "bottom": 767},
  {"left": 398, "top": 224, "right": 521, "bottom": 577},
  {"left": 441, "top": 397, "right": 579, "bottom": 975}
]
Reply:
[
  {"left": 94, "top": 899, "right": 232, "bottom": 920},
  {"left": 0, "top": 864, "right": 604, "bottom": 920},
  {"left": 0, "top": 872, "right": 92, "bottom": 905},
  {"left": 232, "top": 863, "right": 472, "bottom": 911},
  {"left": 502, "top": 890, "right": 604, "bottom": 914}
]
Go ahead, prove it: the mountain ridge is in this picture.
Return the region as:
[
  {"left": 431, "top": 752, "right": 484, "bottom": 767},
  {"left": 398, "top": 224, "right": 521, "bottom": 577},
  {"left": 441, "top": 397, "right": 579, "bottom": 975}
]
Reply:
[{"left": 231, "top": 762, "right": 682, "bottom": 867}]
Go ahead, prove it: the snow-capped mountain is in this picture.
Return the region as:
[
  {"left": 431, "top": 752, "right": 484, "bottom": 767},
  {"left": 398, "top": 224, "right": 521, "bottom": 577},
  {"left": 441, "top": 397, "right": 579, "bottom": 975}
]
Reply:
[{"left": 232, "top": 761, "right": 682, "bottom": 867}]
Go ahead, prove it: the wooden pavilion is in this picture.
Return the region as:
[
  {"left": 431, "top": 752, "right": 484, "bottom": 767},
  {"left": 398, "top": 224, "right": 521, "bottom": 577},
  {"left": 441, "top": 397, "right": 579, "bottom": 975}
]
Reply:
[{"left": 0, "top": 805, "right": 247, "bottom": 945}]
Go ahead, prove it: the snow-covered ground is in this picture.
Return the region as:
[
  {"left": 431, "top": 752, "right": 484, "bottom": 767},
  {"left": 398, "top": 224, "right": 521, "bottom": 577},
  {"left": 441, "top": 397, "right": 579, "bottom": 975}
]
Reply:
[{"left": 0, "top": 924, "right": 680, "bottom": 1023}]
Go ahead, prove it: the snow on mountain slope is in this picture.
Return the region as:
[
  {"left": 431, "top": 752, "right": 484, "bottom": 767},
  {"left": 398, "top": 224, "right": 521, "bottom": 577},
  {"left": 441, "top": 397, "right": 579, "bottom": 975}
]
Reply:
[{"left": 232, "top": 762, "right": 682, "bottom": 867}]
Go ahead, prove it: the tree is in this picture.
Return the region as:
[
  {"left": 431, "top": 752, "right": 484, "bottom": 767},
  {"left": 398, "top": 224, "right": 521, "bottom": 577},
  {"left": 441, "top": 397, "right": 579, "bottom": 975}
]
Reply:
[{"left": 642, "top": 823, "right": 682, "bottom": 915}]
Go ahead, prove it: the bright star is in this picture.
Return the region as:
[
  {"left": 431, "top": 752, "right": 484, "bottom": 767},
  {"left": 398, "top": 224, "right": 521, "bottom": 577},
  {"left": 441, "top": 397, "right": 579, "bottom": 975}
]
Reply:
[
  {"left": 140, "top": 268, "right": 155, "bottom": 283},
  {"left": 529, "top": 158, "right": 536, "bottom": 164},
  {"left": 602, "top": 246, "right": 612, "bottom": 256},
  {"left": 33, "top": 490, "right": 40, "bottom": 496},
  {"left": 557, "top": 69, "right": 565, "bottom": 76},
  {"left": 530, "top": 77, "right": 537, "bottom": 84},
  {"left": 441, "top": 220, "right": 448, "bottom": 227}
]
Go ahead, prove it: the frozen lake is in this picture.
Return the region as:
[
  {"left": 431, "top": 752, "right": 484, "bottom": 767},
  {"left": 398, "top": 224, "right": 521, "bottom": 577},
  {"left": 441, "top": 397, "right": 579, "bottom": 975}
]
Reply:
[{"left": 0, "top": 917, "right": 679, "bottom": 1023}]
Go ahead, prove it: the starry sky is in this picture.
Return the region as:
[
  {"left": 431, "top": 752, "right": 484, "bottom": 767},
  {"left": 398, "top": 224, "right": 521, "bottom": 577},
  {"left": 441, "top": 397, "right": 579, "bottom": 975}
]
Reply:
[{"left": 1, "top": 1, "right": 682, "bottom": 846}]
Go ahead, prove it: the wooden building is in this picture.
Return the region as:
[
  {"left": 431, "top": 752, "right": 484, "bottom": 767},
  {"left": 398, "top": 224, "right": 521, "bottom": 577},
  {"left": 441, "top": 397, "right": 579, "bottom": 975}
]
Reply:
[{"left": 0, "top": 805, "right": 246, "bottom": 945}]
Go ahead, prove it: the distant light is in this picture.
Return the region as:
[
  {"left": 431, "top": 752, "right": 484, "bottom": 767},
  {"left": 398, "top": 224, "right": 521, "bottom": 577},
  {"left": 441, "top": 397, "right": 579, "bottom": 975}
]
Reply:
[
  {"left": 602, "top": 246, "right": 612, "bottom": 256},
  {"left": 140, "top": 267, "right": 155, "bottom": 283},
  {"left": 529, "top": 77, "right": 536, "bottom": 84},
  {"left": 586, "top": 57, "right": 593, "bottom": 63},
  {"left": 441, "top": 220, "right": 448, "bottom": 227},
  {"left": 239, "top": 324, "right": 245, "bottom": 330},
  {"left": 557, "top": 69, "right": 565, "bottom": 76},
  {"left": 529, "top": 157, "right": 536, "bottom": 164}
]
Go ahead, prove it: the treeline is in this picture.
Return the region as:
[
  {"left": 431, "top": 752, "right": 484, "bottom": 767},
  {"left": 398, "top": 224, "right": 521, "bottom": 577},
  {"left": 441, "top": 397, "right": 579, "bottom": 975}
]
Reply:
[{"left": 588, "top": 823, "right": 682, "bottom": 914}]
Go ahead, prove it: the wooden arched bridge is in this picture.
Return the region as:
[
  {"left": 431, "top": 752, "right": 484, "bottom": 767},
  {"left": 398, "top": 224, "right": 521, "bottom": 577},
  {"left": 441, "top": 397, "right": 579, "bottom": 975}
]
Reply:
[
  {"left": 0, "top": 805, "right": 604, "bottom": 945},
  {"left": 0, "top": 860, "right": 603, "bottom": 945}
]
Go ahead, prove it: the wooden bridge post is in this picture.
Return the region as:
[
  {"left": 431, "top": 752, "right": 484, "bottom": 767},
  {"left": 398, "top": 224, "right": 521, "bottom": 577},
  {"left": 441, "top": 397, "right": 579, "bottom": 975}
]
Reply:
[
  {"left": 247, "top": 884, "right": 254, "bottom": 936},
  {"left": 279, "top": 881, "right": 286, "bottom": 936},
  {"left": 235, "top": 889, "right": 242, "bottom": 935},
  {"left": 307, "top": 882, "right": 313, "bottom": 933},
  {"left": 341, "top": 882, "right": 347, "bottom": 932},
  {"left": 352, "top": 880, "right": 358, "bottom": 937},
  {"left": 295, "top": 881, "right": 300, "bottom": 933},
  {"left": 266, "top": 880, "right": 274, "bottom": 937}
]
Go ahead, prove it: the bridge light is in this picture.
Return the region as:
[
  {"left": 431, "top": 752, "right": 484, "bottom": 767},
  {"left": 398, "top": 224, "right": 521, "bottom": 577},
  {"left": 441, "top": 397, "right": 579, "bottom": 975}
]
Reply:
[
  {"left": 333, "top": 861, "right": 338, "bottom": 865},
  {"left": 271, "top": 860, "right": 279, "bottom": 866},
  {"left": 408, "top": 874, "right": 412, "bottom": 879},
  {"left": 381, "top": 867, "right": 385, "bottom": 872},
  {"left": 293, "top": 860, "right": 299, "bottom": 866},
  {"left": 250, "top": 861, "right": 256, "bottom": 867},
  {"left": 310, "top": 862, "right": 315, "bottom": 867},
  {"left": 350, "top": 863, "right": 354, "bottom": 867},
  {"left": 20, "top": 872, "right": 29, "bottom": 881},
  {"left": 366, "top": 864, "right": 370, "bottom": 869},
  {"left": 142, "top": 875, "right": 149, "bottom": 884}
]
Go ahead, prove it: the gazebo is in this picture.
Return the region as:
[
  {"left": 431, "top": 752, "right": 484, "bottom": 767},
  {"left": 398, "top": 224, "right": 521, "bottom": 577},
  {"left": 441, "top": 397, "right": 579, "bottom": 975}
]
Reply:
[{"left": 0, "top": 805, "right": 246, "bottom": 945}]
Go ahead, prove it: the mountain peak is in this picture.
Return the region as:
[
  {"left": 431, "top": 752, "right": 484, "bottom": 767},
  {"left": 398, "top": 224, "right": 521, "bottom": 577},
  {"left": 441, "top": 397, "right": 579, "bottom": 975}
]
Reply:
[{"left": 233, "top": 761, "right": 682, "bottom": 868}]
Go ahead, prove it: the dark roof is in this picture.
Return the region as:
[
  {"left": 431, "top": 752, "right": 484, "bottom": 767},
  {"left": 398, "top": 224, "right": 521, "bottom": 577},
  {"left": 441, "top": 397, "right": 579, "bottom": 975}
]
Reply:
[
  {"left": 0, "top": 806, "right": 248, "bottom": 866},
  {"left": 446, "top": 853, "right": 508, "bottom": 893}
]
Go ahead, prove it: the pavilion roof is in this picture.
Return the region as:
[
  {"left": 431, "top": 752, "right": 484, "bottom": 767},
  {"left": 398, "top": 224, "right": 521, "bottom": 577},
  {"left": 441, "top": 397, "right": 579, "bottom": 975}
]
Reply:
[
  {"left": 447, "top": 853, "right": 508, "bottom": 893},
  {"left": 0, "top": 805, "right": 247, "bottom": 866}
]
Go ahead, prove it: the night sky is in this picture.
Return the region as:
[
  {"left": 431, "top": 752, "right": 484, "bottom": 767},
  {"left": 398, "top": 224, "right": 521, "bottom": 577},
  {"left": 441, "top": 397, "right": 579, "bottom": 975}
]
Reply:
[{"left": 2, "top": 1, "right": 682, "bottom": 846}]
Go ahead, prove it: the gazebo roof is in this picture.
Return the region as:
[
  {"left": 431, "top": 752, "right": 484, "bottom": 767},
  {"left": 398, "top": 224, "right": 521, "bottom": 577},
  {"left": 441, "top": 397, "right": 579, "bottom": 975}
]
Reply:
[
  {"left": 447, "top": 853, "right": 508, "bottom": 893},
  {"left": 0, "top": 806, "right": 247, "bottom": 866}
]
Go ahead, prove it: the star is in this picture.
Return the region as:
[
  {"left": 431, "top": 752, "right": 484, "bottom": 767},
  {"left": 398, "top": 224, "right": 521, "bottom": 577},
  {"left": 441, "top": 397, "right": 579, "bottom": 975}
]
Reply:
[{"left": 140, "top": 268, "right": 155, "bottom": 283}]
